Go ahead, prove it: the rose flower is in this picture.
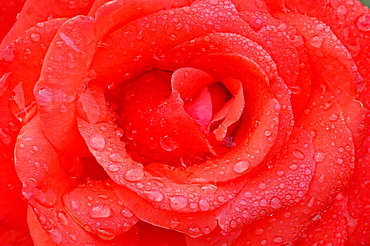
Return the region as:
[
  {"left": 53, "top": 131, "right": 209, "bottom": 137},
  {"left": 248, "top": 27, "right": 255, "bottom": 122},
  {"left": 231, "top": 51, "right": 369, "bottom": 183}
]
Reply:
[{"left": 0, "top": 0, "right": 370, "bottom": 245}]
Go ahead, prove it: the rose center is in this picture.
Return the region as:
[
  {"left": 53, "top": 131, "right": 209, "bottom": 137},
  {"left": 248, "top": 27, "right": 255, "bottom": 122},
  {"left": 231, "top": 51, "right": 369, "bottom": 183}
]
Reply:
[{"left": 118, "top": 68, "right": 244, "bottom": 166}]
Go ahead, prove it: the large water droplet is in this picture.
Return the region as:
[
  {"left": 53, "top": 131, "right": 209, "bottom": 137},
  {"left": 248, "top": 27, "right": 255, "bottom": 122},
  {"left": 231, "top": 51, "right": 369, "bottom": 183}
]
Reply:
[
  {"left": 170, "top": 196, "right": 189, "bottom": 211},
  {"left": 125, "top": 167, "right": 144, "bottom": 182},
  {"left": 89, "top": 134, "right": 106, "bottom": 150},
  {"left": 108, "top": 164, "right": 120, "bottom": 172},
  {"left": 292, "top": 150, "right": 305, "bottom": 160},
  {"left": 108, "top": 153, "right": 124, "bottom": 163},
  {"left": 233, "top": 160, "right": 250, "bottom": 174},
  {"left": 310, "top": 35, "right": 324, "bottom": 48},
  {"left": 329, "top": 113, "right": 339, "bottom": 122},
  {"left": 57, "top": 211, "right": 69, "bottom": 225},
  {"left": 30, "top": 33, "right": 41, "bottom": 42},
  {"left": 159, "top": 135, "right": 179, "bottom": 152},
  {"left": 89, "top": 204, "right": 112, "bottom": 219},
  {"left": 121, "top": 209, "right": 134, "bottom": 218},
  {"left": 356, "top": 14, "right": 370, "bottom": 32},
  {"left": 273, "top": 236, "right": 284, "bottom": 243},
  {"left": 48, "top": 229, "right": 63, "bottom": 243},
  {"left": 144, "top": 190, "right": 164, "bottom": 202},
  {"left": 198, "top": 198, "right": 210, "bottom": 211},
  {"left": 270, "top": 197, "right": 282, "bottom": 209}
]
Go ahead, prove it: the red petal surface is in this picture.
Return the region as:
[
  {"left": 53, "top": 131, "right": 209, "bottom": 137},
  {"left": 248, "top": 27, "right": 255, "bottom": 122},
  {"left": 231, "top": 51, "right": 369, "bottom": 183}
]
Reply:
[
  {"left": 77, "top": 117, "right": 243, "bottom": 215},
  {"left": 15, "top": 114, "right": 140, "bottom": 245},
  {"left": 296, "top": 193, "right": 349, "bottom": 245},
  {"left": 118, "top": 70, "right": 216, "bottom": 165},
  {"left": 63, "top": 180, "right": 139, "bottom": 240},
  {"left": 1, "top": 18, "right": 66, "bottom": 107},
  {"left": 345, "top": 128, "right": 370, "bottom": 244},
  {"left": 1, "top": 0, "right": 94, "bottom": 47},
  {"left": 0, "top": 0, "right": 25, "bottom": 42},
  {"left": 218, "top": 127, "right": 315, "bottom": 233},
  {"left": 234, "top": 88, "right": 355, "bottom": 245},
  {"left": 34, "top": 16, "right": 96, "bottom": 156}
]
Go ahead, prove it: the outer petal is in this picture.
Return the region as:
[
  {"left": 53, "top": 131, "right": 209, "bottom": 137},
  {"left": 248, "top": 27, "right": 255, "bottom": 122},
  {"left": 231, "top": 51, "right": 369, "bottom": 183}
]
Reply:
[
  {"left": 1, "top": 0, "right": 94, "bottom": 47},
  {"left": 234, "top": 88, "right": 355, "bottom": 245},
  {"left": 0, "top": 0, "right": 26, "bottom": 42}
]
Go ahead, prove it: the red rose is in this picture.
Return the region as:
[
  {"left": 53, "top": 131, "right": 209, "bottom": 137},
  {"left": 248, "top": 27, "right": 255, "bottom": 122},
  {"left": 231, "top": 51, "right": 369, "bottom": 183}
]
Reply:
[{"left": 1, "top": 0, "right": 370, "bottom": 245}]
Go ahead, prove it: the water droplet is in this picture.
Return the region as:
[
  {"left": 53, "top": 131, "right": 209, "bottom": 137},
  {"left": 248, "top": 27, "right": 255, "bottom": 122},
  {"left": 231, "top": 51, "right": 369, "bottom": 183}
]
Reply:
[
  {"left": 57, "top": 211, "right": 69, "bottom": 225},
  {"left": 125, "top": 167, "right": 144, "bottom": 182},
  {"left": 144, "top": 190, "right": 164, "bottom": 202},
  {"left": 233, "top": 160, "right": 250, "bottom": 174},
  {"left": 69, "top": 234, "right": 77, "bottom": 241},
  {"left": 322, "top": 101, "right": 333, "bottom": 111},
  {"left": 49, "top": 229, "right": 63, "bottom": 243},
  {"left": 241, "top": 210, "right": 250, "bottom": 219},
  {"left": 255, "top": 228, "right": 264, "bottom": 235},
  {"left": 30, "top": 33, "right": 41, "bottom": 42},
  {"left": 273, "top": 236, "right": 284, "bottom": 243},
  {"left": 19, "top": 143, "right": 25, "bottom": 149},
  {"left": 292, "top": 35, "right": 304, "bottom": 47},
  {"left": 210, "top": 0, "right": 218, "bottom": 4},
  {"left": 259, "top": 183, "right": 267, "bottom": 189},
  {"left": 109, "top": 153, "right": 124, "bottom": 163},
  {"left": 159, "top": 135, "right": 179, "bottom": 152},
  {"left": 337, "top": 5, "right": 348, "bottom": 19},
  {"left": 188, "top": 226, "right": 201, "bottom": 236},
  {"left": 329, "top": 113, "right": 339, "bottom": 121},
  {"left": 292, "top": 150, "right": 305, "bottom": 160},
  {"left": 70, "top": 199, "right": 80, "bottom": 210},
  {"left": 356, "top": 14, "right": 370, "bottom": 32},
  {"left": 108, "top": 164, "right": 120, "bottom": 172},
  {"left": 89, "top": 204, "right": 112, "bottom": 219},
  {"left": 198, "top": 198, "right": 210, "bottom": 211},
  {"left": 264, "top": 130, "right": 272, "bottom": 137},
  {"left": 315, "top": 23, "right": 325, "bottom": 31},
  {"left": 270, "top": 197, "right": 282, "bottom": 209},
  {"left": 36, "top": 22, "right": 45, "bottom": 28},
  {"left": 310, "top": 35, "right": 324, "bottom": 48},
  {"left": 121, "top": 209, "right": 134, "bottom": 218},
  {"left": 89, "top": 134, "right": 106, "bottom": 150},
  {"left": 170, "top": 196, "right": 188, "bottom": 211},
  {"left": 169, "top": 217, "right": 181, "bottom": 228},
  {"left": 289, "top": 164, "right": 298, "bottom": 170},
  {"left": 318, "top": 174, "right": 325, "bottom": 183},
  {"left": 337, "top": 157, "right": 344, "bottom": 164}
]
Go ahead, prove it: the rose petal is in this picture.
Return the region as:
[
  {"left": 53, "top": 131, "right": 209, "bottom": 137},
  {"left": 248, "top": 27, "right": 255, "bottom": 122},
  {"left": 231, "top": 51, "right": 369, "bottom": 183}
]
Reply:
[
  {"left": 78, "top": 117, "right": 243, "bottom": 216},
  {"left": 15, "top": 114, "right": 137, "bottom": 245},
  {"left": 0, "top": 0, "right": 25, "bottom": 42},
  {"left": 277, "top": 12, "right": 370, "bottom": 149},
  {"left": 218, "top": 127, "right": 315, "bottom": 233},
  {"left": 0, "top": 19, "right": 66, "bottom": 108},
  {"left": 345, "top": 128, "right": 370, "bottom": 244},
  {"left": 234, "top": 88, "right": 355, "bottom": 244},
  {"left": 91, "top": 0, "right": 257, "bottom": 86},
  {"left": 1, "top": 0, "right": 94, "bottom": 47},
  {"left": 0, "top": 145, "right": 28, "bottom": 231},
  {"left": 119, "top": 69, "right": 216, "bottom": 164},
  {"left": 296, "top": 193, "right": 349, "bottom": 245},
  {"left": 34, "top": 16, "right": 96, "bottom": 156},
  {"left": 63, "top": 180, "right": 139, "bottom": 240}
]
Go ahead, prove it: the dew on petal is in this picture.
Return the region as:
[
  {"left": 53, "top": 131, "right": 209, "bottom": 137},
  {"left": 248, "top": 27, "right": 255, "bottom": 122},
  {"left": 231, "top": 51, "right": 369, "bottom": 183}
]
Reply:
[
  {"left": 169, "top": 196, "right": 189, "bottom": 211},
  {"left": 125, "top": 167, "right": 144, "bottom": 182},
  {"left": 144, "top": 190, "right": 165, "bottom": 202},
  {"left": 356, "top": 14, "right": 370, "bottom": 32},
  {"left": 233, "top": 160, "right": 250, "bottom": 174},
  {"left": 89, "top": 204, "right": 112, "bottom": 219},
  {"left": 88, "top": 134, "right": 106, "bottom": 150}
]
